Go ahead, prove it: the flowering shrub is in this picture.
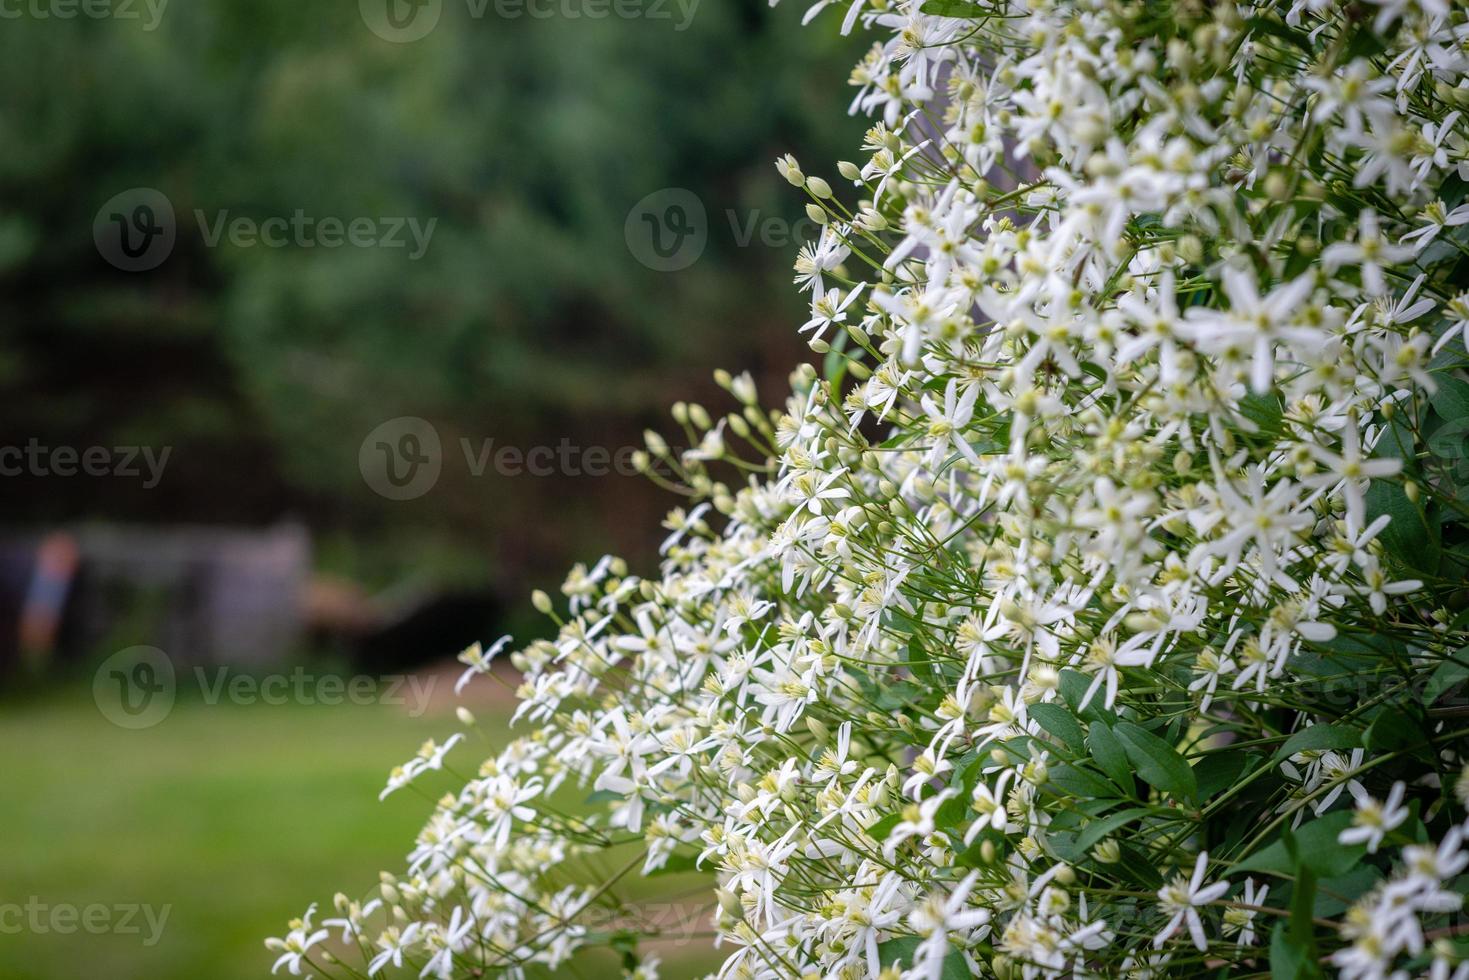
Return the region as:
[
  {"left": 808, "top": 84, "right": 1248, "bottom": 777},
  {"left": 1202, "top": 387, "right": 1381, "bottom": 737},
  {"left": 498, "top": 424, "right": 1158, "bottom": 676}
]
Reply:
[{"left": 271, "top": 1, "right": 1469, "bottom": 977}]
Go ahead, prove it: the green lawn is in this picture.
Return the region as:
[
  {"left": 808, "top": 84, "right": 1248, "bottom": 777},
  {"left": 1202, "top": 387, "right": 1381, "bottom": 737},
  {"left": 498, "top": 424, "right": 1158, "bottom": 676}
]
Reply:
[
  {"left": 0, "top": 684, "right": 721, "bottom": 980},
  {"left": 0, "top": 690, "right": 457, "bottom": 979}
]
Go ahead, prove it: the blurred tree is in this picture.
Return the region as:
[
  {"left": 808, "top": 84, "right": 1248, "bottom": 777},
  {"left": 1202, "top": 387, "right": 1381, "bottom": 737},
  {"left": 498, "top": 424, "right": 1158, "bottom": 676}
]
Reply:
[{"left": 0, "top": 0, "right": 865, "bottom": 594}]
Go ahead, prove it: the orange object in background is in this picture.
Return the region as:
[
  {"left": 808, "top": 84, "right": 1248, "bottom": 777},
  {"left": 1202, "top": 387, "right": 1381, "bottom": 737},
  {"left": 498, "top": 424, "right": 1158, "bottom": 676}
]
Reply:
[{"left": 19, "top": 532, "right": 79, "bottom": 671}]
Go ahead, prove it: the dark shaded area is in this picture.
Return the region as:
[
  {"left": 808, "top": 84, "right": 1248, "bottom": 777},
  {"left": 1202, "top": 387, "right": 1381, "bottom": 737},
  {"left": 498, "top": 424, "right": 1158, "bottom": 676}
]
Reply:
[{"left": 0, "top": 0, "right": 865, "bottom": 668}]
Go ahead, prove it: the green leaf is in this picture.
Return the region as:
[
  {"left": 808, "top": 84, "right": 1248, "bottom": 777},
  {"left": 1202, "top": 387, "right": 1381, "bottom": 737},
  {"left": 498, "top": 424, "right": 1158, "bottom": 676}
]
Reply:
[
  {"left": 1271, "top": 724, "right": 1360, "bottom": 765},
  {"left": 1113, "top": 722, "right": 1197, "bottom": 802},
  {"left": 877, "top": 936, "right": 921, "bottom": 969},
  {"left": 1432, "top": 378, "right": 1469, "bottom": 422},
  {"left": 646, "top": 850, "right": 703, "bottom": 877},
  {"left": 1313, "top": 865, "right": 1380, "bottom": 917},
  {"left": 1288, "top": 863, "right": 1318, "bottom": 945},
  {"left": 1238, "top": 390, "right": 1286, "bottom": 439},
  {"left": 1424, "top": 647, "right": 1469, "bottom": 705},
  {"left": 1193, "top": 751, "right": 1249, "bottom": 801},
  {"left": 585, "top": 789, "right": 624, "bottom": 804},
  {"left": 1372, "top": 415, "right": 1419, "bottom": 468},
  {"left": 1365, "top": 478, "right": 1440, "bottom": 574},
  {"left": 935, "top": 793, "right": 968, "bottom": 832},
  {"left": 876, "top": 681, "right": 924, "bottom": 710},
  {"left": 1029, "top": 702, "right": 1085, "bottom": 754},
  {"left": 1364, "top": 706, "right": 1430, "bottom": 760},
  {"left": 867, "top": 813, "right": 903, "bottom": 843},
  {"left": 918, "top": 0, "right": 985, "bottom": 16},
  {"left": 876, "top": 937, "right": 968, "bottom": 979},
  {"left": 1235, "top": 812, "right": 1365, "bottom": 879},
  {"left": 1115, "top": 842, "right": 1164, "bottom": 889},
  {"left": 1284, "top": 833, "right": 1324, "bottom": 978},
  {"left": 1048, "top": 764, "right": 1123, "bottom": 802},
  {"left": 1088, "top": 723, "right": 1134, "bottom": 796},
  {"left": 1059, "top": 669, "right": 1118, "bottom": 725},
  {"left": 1070, "top": 806, "right": 1152, "bottom": 856},
  {"left": 1270, "top": 920, "right": 1324, "bottom": 980},
  {"left": 1245, "top": 16, "right": 1314, "bottom": 56},
  {"left": 1344, "top": 22, "right": 1388, "bottom": 60}
]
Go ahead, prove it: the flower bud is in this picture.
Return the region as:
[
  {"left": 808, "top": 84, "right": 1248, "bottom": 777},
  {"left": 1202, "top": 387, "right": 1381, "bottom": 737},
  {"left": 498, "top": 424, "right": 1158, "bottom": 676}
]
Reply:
[
  {"left": 775, "top": 154, "right": 805, "bottom": 187},
  {"left": 806, "top": 176, "right": 833, "bottom": 199},
  {"left": 532, "top": 589, "right": 553, "bottom": 614},
  {"left": 1179, "top": 234, "right": 1204, "bottom": 265},
  {"left": 838, "top": 160, "right": 862, "bottom": 181},
  {"left": 1264, "top": 170, "right": 1289, "bottom": 200},
  {"left": 717, "top": 888, "right": 743, "bottom": 918}
]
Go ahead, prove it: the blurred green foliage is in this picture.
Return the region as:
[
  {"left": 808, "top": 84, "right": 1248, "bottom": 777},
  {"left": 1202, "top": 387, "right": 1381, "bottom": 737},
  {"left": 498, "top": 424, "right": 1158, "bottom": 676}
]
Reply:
[{"left": 0, "top": 0, "right": 864, "bottom": 586}]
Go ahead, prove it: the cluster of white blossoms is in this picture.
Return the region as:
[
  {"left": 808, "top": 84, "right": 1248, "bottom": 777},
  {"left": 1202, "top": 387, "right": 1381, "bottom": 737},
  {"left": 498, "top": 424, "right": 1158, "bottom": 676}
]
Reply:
[{"left": 272, "top": 0, "right": 1469, "bottom": 977}]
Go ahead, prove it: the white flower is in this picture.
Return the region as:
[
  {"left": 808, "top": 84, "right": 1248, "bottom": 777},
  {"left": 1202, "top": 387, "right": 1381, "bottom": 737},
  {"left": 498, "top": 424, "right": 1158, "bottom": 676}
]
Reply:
[
  {"left": 1322, "top": 209, "right": 1416, "bottom": 296},
  {"left": 267, "top": 904, "right": 328, "bottom": 976},
  {"left": 278, "top": 2, "right": 1469, "bottom": 977},
  {"left": 1222, "top": 878, "right": 1268, "bottom": 947},
  {"left": 1338, "top": 781, "right": 1409, "bottom": 853},
  {"left": 1154, "top": 852, "right": 1230, "bottom": 951},
  {"left": 919, "top": 379, "right": 981, "bottom": 469}
]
